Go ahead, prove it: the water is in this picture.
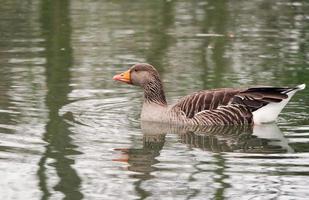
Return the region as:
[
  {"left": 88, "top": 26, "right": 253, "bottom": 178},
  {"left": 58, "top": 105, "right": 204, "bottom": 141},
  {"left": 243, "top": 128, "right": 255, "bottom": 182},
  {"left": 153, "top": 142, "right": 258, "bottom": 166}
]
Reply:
[{"left": 0, "top": 0, "right": 308, "bottom": 199}]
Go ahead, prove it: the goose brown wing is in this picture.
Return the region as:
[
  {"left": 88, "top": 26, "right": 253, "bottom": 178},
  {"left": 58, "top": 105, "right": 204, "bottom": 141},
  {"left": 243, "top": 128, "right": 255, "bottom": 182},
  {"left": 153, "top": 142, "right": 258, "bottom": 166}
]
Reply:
[
  {"left": 172, "top": 88, "right": 241, "bottom": 118},
  {"left": 173, "top": 86, "right": 292, "bottom": 119},
  {"left": 231, "top": 87, "right": 290, "bottom": 111}
]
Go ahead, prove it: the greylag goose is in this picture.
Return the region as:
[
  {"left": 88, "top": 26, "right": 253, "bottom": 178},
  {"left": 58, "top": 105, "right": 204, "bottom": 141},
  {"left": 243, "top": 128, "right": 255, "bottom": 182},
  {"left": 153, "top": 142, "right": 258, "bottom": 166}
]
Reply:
[{"left": 113, "top": 63, "right": 305, "bottom": 125}]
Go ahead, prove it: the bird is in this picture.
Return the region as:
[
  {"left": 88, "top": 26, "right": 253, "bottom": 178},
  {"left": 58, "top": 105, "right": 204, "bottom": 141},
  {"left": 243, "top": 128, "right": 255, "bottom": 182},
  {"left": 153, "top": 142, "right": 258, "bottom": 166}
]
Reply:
[{"left": 113, "top": 63, "right": 305, "bottom": 126}]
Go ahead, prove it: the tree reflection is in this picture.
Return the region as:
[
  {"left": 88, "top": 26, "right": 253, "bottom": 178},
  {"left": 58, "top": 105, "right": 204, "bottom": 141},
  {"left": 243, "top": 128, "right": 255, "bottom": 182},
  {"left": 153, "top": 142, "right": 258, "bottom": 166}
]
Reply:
[
  {"left": 37, "top": 1, "right": 83, "bottom": 199},
  {"left": 145, "top": 0, "right": 175, "bottom": 72},
  {"left": 199, "top": 0, "right": 232, "bottom": 88}
]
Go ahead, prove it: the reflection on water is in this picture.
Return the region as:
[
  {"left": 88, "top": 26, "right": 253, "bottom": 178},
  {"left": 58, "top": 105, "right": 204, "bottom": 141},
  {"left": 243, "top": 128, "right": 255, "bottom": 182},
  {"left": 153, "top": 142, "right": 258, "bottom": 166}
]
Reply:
[
  {"left": 140, "top": 122, "right": 294, "bottom": 154},
  {"left": 115, "top": 123, "right": 287, "bottom": 178},
  {"left": 181, "top": 124, "right": 293, "bottom": 154},
  {"left": 38, "top": 0, "right": 83, "bottom": 199},
  {"left": 113, "top": 123, "right": 298, "bottom": 199},
  {"left": 0, "top": 0, "right": 309, "bottom": 199}
]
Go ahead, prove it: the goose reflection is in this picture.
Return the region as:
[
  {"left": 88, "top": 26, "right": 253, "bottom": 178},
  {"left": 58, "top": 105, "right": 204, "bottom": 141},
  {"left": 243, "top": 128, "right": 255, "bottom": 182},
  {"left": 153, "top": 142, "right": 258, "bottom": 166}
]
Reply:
[
  {"left": 114, "top": 126, "right": 166, "bottom": 199},
  {"left": 114, "top": 131, "right": 165, "bottom": 178},
  {"left": 176, "top": 123, "right": 293, "bottom": 153},
  {"left": 142, "top": 122, "right": 293, "bottom": 154},
  {"left": 115, "top": 122, "right": 293, "bottom": 173},
  {"left": 116, "top": 122, "right": 293, "bottom": 161},
  {"left": 114, "top": 123, "right": 292, "bottom": 199}
]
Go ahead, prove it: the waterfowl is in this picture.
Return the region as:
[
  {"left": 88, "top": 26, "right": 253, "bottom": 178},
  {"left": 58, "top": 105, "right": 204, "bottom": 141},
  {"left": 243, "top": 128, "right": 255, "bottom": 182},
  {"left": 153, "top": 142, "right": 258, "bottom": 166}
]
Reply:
[{"left": 113, "top": 63, "right": 305, "bottom": 125}]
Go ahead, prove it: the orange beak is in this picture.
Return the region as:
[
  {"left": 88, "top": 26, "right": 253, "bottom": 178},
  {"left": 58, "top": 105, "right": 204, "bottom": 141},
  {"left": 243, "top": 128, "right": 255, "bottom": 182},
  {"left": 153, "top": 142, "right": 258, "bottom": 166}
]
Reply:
[{"left": 113, "top": 69, "right": 132, "bottom": 84}]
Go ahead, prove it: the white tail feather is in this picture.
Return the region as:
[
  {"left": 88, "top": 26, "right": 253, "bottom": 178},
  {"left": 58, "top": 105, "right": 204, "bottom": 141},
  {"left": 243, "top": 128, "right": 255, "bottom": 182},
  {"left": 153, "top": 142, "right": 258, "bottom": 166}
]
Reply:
[
  {"left": 296, "top": 83, "right": 306, "bottom": 90},
  {"left": 253, "top": 84, "right": 305, "bottom": 124}
]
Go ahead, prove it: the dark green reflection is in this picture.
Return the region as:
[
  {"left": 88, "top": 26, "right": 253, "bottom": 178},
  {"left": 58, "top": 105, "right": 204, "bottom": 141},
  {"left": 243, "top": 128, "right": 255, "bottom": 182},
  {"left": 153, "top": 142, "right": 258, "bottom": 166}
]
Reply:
[
  {"left": 199, "top": 0, "right": 231, "bottom": 88},
  {"left": 213, "top": 154, "right": 229, "bottom": 200},
  {"left": 37, "top": 1, "right": 83, "bottom": 199},
  {"left": 145, "top": 0, "right": 175, "bottom": 72}
]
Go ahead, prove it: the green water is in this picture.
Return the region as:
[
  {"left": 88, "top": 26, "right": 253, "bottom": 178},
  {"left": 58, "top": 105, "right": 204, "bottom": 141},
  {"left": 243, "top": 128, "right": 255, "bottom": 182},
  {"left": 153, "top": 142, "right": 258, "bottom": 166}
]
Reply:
[{"left": 0, "top": 0, "right": 308, "bottom": 199}]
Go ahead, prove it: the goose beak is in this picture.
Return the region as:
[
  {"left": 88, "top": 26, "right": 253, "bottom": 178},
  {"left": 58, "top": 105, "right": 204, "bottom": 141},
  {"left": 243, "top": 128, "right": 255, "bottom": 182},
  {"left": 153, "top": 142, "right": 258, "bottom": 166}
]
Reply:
[{"left": 113, "top": 69, "right": 131, "bottom": 84}]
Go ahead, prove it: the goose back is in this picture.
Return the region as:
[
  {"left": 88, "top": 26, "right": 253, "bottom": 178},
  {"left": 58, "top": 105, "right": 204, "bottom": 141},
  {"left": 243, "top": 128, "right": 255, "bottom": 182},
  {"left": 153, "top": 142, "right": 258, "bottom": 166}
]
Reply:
[
  {"left": 170, "top": 86, "right": 300, "bottom": 125},
  {"left": 172, "top": 88, "right": 241, "bottom": 118}
]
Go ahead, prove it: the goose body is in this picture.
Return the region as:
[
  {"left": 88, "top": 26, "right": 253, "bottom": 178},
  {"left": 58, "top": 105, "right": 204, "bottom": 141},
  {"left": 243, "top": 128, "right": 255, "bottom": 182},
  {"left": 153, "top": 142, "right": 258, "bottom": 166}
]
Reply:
[{"left": 113, "top": 63, "right": 305, "bottom": 125}]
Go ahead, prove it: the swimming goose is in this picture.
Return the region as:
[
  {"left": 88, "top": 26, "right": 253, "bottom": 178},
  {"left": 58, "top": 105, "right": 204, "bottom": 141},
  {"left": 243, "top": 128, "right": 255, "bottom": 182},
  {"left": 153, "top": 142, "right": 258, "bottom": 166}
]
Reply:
[{"left": 113, "top": 63, "right": 305, "bottom": 125}]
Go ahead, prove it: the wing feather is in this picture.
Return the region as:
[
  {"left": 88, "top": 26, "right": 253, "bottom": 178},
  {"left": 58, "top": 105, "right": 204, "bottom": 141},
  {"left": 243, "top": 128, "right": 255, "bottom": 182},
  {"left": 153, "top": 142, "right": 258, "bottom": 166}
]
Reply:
[
  {"left": 172, "top": 88, "right": 240, "bottom": 118},
  {"left": 232, "top": 87, "right": 290, "bottom": 111},
  {"left": 172, "top": 86, "right": 295, "bottom": 119}
]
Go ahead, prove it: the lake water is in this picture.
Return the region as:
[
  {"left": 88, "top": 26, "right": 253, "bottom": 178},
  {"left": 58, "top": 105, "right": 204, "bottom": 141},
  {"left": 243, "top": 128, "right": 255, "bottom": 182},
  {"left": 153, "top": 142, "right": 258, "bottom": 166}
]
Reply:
[{"left": 0, "top": 0, "right": 309, "bottom": 199}]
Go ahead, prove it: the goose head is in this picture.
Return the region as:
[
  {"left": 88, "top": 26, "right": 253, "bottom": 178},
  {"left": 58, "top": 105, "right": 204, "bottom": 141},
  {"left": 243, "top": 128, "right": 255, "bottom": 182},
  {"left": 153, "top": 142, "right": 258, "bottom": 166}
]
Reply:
[
  {"left": 113, "top": 63, "right": 167, "bottom": 105},
  {"left": 113, "top": 63, "right": 160, "bottom": 88}
]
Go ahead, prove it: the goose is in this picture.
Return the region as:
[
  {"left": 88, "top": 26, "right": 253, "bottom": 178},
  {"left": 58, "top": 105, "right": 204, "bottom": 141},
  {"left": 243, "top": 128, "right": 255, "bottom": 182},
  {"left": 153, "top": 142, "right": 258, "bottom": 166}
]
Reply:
[{"left": 113, "top": 63, "right": 305, "bottom": 125}]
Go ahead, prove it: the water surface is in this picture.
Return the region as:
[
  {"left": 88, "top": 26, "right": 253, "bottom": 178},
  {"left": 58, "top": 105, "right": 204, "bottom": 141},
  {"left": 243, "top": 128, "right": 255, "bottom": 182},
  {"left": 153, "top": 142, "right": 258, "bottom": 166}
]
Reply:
[{"left": 0, "top": 0, "right": 308, "bottom": 199}]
